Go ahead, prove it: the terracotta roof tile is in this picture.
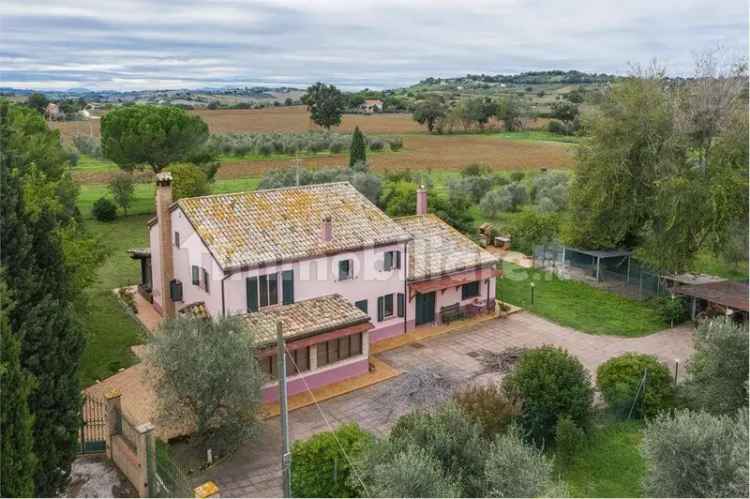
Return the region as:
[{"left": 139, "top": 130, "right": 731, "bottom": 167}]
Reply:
[
  {"left": 396, "top": 214, "right": 498, "bottom": 281},
  {"left": 177, "top": 182, "right": 411, "bottom": 270},
  {"left": 240, "top": 294, "right": 370, "bottom": 345}
]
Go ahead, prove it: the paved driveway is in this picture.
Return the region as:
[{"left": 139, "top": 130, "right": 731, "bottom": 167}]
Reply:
[{"left": 196, "top": 312, "right": 695, "bottom": 497}]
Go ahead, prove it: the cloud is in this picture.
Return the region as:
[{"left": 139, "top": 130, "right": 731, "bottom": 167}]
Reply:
[{"left": 1, "top": 0, "right": 747, "bottom": 90}]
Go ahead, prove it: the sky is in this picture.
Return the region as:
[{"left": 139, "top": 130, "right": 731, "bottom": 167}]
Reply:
[{"left": 1, "top": 0, "right": 747, "bottom": 91}]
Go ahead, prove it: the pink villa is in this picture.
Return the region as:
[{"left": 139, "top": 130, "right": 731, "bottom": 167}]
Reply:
[{"left": 130, "top": 173, "right": 499, "bottom": 402}]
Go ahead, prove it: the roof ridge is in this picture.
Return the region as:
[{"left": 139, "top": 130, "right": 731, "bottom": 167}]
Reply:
[{"left": 177, "top": 181, "right": 353, "bottom": 204}]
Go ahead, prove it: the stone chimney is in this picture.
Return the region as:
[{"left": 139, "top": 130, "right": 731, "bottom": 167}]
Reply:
[
  {"left": 156, "top": 172, "right": 175, "bottom": 319},
  {"left": 321, "top": 215, "right": 332, "bottom": 242},
  {"left": 416, "top": 185, "right": 428, "bottom": 215}
]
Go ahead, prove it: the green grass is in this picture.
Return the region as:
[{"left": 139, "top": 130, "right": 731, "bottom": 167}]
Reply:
[
  {"left": 559, "top": 419, "right": 645, "bottom": 497},
  {"left": 690, "top": 250, "right": 749, "bottom": 282},
  {"left": 498, "top": 262, "right": 667, "bottom": 336},
  {"left": 489, "top": 130, "right": 582, "bottom": 144},
  {"left": 75, "top": 154, "right": 118, "bottom": 171}
]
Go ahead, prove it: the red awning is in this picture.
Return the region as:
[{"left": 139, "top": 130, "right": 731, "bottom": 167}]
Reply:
[{"left": 409, "top": 267, "right": 501, "bottom": 298}]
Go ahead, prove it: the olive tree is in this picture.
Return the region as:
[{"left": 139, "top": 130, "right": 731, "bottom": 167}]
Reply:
[
  {"left": 413, "top": 98, "right": 447, "bottom": 132},
  {"left": 302, "top": 82, "right": 346, "bottom": 130},
  {"left": 147, "top": 316, "right": 264, "bottom": 454},
  {"left": 107, "top": 172, "right": 135, "bottom": 215},
  {"left": 641, "top": 408, "right": 748, "bottom": 498}
]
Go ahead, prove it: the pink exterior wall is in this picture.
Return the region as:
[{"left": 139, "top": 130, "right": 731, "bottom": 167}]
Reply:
[
  {"left": 149, "top": 223, "right": 163, "bottom": 311},
  {"left": 262, "top": 356, "right": 370, "bottom": 403},
  {"left": 405, "top": 275, "right": 497, "bottom": 327}
]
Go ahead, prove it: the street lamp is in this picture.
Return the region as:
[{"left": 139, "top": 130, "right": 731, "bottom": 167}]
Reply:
[{"left": 530, "top": 282, "right": 535, "bottom": 305}]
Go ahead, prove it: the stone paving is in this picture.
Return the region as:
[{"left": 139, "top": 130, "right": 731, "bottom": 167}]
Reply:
[{"left": 194, "top": 312, "right": 696, "bottom": 497}]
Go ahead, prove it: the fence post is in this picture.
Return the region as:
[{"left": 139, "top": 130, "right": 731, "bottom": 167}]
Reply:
[
  {"left": 135, "top": 422, "right": 155, "bottom": 498},
  {"left": 104, "top": 388, "right": 122, "bottom": 460}
]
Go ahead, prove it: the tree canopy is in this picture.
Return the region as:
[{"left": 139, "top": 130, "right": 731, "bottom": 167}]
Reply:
[
  {"left": 101, "top": 104, "right": 211, "bottom": 173},
  {"left": 301, "top": 82, "right": 346, "bottom": 130},
  {"left": 412, "top": 98, "right": 447, "bottom": 132},
  {"left": 349, "top": 126, "right": 367, "bottom": 166}
]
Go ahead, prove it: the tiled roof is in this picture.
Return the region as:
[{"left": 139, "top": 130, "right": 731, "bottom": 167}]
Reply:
[
  {"left": 240, "top": 294, "right": 370, "bottom": 346},
  {"left": 396, "top": 214, "right": 498, "bottom": 281},
  {"left": 176, "top": 182, "right": 411, "bottom": 270}
]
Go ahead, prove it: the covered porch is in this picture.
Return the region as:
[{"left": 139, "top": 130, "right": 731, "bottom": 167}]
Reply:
[{"left": 127, "top": 248, "right": 153, "bottom": 302}]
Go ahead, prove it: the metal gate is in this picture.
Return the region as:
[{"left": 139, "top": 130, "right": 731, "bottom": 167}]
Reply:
[
  {"left": 79, "top": 395, "right": 107, "bottom": 454},
  {"left": 148, "top": 439, "right": 193, "bottom": 498}
]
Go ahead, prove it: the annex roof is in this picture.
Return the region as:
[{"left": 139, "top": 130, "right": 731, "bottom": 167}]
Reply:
[
  {"left": 395, "top": 214, "right": 498, "bottom": 282},
  {"left": 673, "top": 281, "right": 749, "bottom": 312},
  {"left": 240, "top": 294, "right": 371, "bottom": 346},
  {"left": 176, "top": 182, "right": 412, "bottom": 270}
]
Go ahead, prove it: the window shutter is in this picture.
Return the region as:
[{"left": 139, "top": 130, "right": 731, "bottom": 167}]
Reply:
[
  {"left": 377, "top": 296, "right": 384, "bottom": 322},
  {"left": 339, "top": 260, "right": 350, "bottom": 280},
  {"left": 174, "top": 232, "right": 180, "bottom": 248},
  {"left": 169, "top": 279, "right": 183, "bottom": 302},
  {"left": 202, "top": 269, "right": 209, "bottom": 293},
  {"left": 282, "top": 270, "right": 294, "bottom": 305},
  {"left": 396, "top": 251, "right": 401, "bottom": 269},
  {"left": 268, "top": 273, "right": 278, "bottom": 306},
  {"left": 191, "top": 266, "right": 199, "bottom": 285},
  {"left": 259, "top": 275, "right": 269, "bottom": 307},
  {"left": 397, "top": 293, "right": 405, "bottom": 317},
  {"left": 355, "top": 299, "right": 368, "bottom": 314},
  {"left": 246, "top": 277, "right": 259, "bottom": 312},
  {"left": 384, "top": 252, "right": 392, "bottom": 271}
]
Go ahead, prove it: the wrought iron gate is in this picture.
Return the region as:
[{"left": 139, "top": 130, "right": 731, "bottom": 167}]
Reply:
[
  {"left": 148, "top": 438, "right": 193, "bottom": 498},
  {"left": 79, "top": 395, "right": 107, "bottom": 454}
]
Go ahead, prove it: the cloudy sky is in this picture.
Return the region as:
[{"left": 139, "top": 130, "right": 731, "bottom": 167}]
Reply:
[{"left": 1, "top": 0, "right": 747, "bottom": 91}]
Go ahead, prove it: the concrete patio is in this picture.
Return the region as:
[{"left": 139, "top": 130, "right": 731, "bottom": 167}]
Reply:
[{"left": 193, "top": 311, "right": 695, "bottom": 497}]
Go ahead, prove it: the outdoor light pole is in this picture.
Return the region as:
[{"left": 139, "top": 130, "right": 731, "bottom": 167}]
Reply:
[
  {"left": 673, "top": 359, "right": 680, "bottom": 386},
  {"left": 277, "top": 322, "right": 292, "bottom": 498},
  {"left": 530, "top": 282, "right": 535, "bottom": 305}
]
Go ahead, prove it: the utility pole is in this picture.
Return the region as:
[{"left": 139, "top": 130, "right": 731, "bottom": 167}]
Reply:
[
  {"left": 277, "top": 321, "right": 292, "bottom": 497},
  {"left": 293, "top": 156, "right": 302, "bottom": 186}
]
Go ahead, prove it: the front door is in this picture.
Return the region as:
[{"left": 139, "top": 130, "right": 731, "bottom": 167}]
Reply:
[{"left": 415, "top": 292, "right": 436, "bottom": 326}]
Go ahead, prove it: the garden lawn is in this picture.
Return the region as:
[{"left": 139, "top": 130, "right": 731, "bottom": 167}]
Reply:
[
  {"left": 498, "top": 262, "right": 667, "bottom": 336},
  {"left": 559, "top": 420, "right": 645, "bottom": 498},
  {"left": 488, "top": 130, "right": 582, "bottom": 144}
]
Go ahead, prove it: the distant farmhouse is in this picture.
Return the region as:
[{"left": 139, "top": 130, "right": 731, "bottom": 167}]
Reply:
[
  {"left": 44, "top": 102, "right": 65, "bottom": 121},
  {"left": 359, "top": 99, "right": 383, "bottom": 113},
  {"left": 130, "top": 177, "right": 499, "bottom": 402}
]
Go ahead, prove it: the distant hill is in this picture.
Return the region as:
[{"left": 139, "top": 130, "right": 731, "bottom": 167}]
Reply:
[{"left": 416, "top": 70, "right": 620, "bottom": 87}]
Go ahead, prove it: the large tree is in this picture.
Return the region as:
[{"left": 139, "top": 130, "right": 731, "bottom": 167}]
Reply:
[
  {"left": 101, "top": 104, "right": 211, "bottom": 173},
  {"left": 301, "top": 82, "right": 346, "bottom": 130},
  {"left": 564, "top": 57, "right": 748, "bottom": 272},
  {"left": 1, "top": 100, "right": 98, "bottom": 496},
  {"left": 412, "top": 97, "right": 447, "bottom": 132}
]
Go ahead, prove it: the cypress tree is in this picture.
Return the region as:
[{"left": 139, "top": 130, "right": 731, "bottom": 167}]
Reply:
[
  {"left": 0, "top": 274, "right": 37, "bottom": 497},
  {"left": 349, "top": 126, "right": 367, "bottom": 167},
  {"left": 0, "top": 100, "right": 86, "bottom": 496}
]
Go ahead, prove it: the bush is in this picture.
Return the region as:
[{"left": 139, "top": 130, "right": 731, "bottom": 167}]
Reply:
[
  {"left": 108, "top": 172, "right": 135, "bottom": 215},
  {"left": 462, "top": 163, "right": 490, "bottom": 177},
  {"left": 388, "top": 136, "right": 403, "bottom": 151},
  {"left": 510, "top": 171, "right": 525, "bottom": 182},
  {"left": 367, "top": 137, "right": 385, "bottom": 152},
  {"left": 554, "top": 415, "right": 584, "bottom": 465},
  {"left": 291, "top": 423, "right": 373, "bottom": 498},
  {"left": 683, "top": 317, "right": 749, "bottom": 414},
  {"left": 597, "top": 353, "right": 674, "bottom": 419},
  {"left": 649, "top": 295, "right": 690, "bottom": 325},
  {"left": 641, "top": 408, "right": 748, "bottom": 498},
  {"left": 166, "top": 163, "right": 210, "bottom": 200},
  {"left": 453, "top": 384, "right": 520, "bottom": 438},
  {"left": 531, "top": 171, "right": 569, "bottom": 212},
  {"left": 507, "top": 210, "right": 559, "bottom": 255},
  {"left": 72, "top": 134, "right": 102, "bottom": 157},
  {"left": 482, "top": 427, "right": 556, "bottom": 497},
  {"left": 64, "top": 145, "right": 79, "bottom": 166},
  {"left": 502, "top": 346, "right": 593, "bottom": 445},
  {"left": 92, "top": 197, "right": 117, "bottom": 221}
]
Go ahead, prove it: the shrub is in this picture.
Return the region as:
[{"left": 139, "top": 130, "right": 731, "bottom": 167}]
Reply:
[
  {"left": 348, "top": 172, "right": 381, "bottom": 204},
  {"left": 367, "top": 137, "right": 385, "bottom": 152},
  {"left": 291, "top": 423, "right": 373, "bottom": 498},
  {"left": 388, "top": 136, "right": 403, "bottom": 151},
  {"left": 453, "top": 384, "right": 520, "bottom": 438},
  {"left": 510, "top": 171, "right": 525, "bottom": 182},
  {"left": 449, "top": 175, "right": 492, "bottom": 205},
  {"left": 92, "top": 197, "right": 117, "bottom": 221},
  {"left": 507, "top": 210, "right": 559, "bottom": 255},
  {"left": 166, "top": 163, "right": 210, "bottom": 201},
  {"left": 684, "top": 317, "right": 749, "bottom": 414},
  {"left": 462, "top": 163, "right": 490, "bottom": 177},
  {"left": 531, "top": 171, "right": 569, "bottom": 212},
  {"left": 482, "top": 427, "right": 555, "bottom": 497},
  {"left": 597, "top": 353, "right": 674, "bottom": 418},
  {"left": 72, "top": 134, "right": 102, "bottom": 157},
  {"left": 649, "top": 295, "right": 690, "bottom": 325},
  {"left": 502, "top": 346, "right": 593, "bottom": 445},
  {"left": 64, "top": 145, "right": 79, "bottom": 166},
  {"left": 479, "top": 182, "right": 529, "bottom": 217},
  {"left": 641, "top": 408, "right": 748, "bottom": 498},
  {"left": 554, "top": 415, "right": 584, "bottom": 465},
  {"left": 108, "top": 172, "right": 135, "bottom": 215},
  {"left": 256, "top": 142, "right": 273, "bottom": 156}
]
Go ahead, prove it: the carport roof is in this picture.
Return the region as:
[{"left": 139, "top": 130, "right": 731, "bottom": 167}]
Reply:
[{"left": 674, "top": 281, "right": 749, "bottom": 312}]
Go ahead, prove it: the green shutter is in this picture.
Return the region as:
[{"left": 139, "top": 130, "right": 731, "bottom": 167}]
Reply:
[
  {"left": 246, "top": 277, "right": 258, "bottom": 312},
  {"left": 355, "top": 299, "right": 368, "bottom": 314},
  {"left": 259, "top": 275, "right": 269, "bottom": 307},
  {"left": 170, "top": 279, "right": 182, "bottom": 302},
  {"left": 397, "top": 293, "right": 405, "bottom": 317},
  {"left": 191, "top": 266, "right": 199, "bottom": 285},
  {"left": 395, "top": 251, "right": 401, "bottom": 270},
  {"left": 282, "top": 270, "right": 294, "bottom": 305},
  {"left": 377, "top": 296, "right": 384, "bottom": 322},
  {"left": 384, "top": 252, "right": 392, "bottom": 271}
]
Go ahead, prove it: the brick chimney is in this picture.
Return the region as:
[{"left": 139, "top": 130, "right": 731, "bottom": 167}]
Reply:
[
  {"left": 416, "top": 185, "right": 428, "bottom": 215},
  {"left": 156, "top": 172, "right": 175, "bottom": 319},
  {"left": 321, "top": 215, "right": 332, "bottom": 242}
]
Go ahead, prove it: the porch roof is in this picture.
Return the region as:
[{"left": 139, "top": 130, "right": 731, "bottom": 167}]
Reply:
[
  {"left": 409, "top": 267, "right": 500, "bottom": 296},
  {"left": 673, "top": 281, "right": 749, "bottom": 312},
  {"left": 240, "top": 294, "right": 371, "bottom": 346}
]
